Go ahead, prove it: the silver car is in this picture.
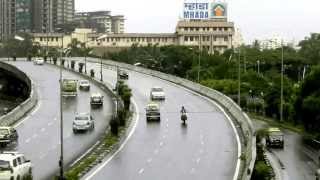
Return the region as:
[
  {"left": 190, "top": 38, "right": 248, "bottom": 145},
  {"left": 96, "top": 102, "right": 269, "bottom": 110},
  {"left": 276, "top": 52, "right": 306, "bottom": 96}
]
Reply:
[{"left": 73, "top": 113, "right": 94, "bottom": 133}]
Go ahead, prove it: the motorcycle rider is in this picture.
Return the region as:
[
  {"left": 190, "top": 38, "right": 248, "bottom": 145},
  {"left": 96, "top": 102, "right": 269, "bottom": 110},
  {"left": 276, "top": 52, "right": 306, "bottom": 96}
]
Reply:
[{"left": 180, "top": 106, "right": 187, "bottom": 114}]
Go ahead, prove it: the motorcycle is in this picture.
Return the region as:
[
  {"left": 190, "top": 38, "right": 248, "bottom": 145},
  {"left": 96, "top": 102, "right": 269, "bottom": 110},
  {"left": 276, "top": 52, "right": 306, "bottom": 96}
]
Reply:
[{"left": 181, "top": 112, "right": 187, "bottom": 124}]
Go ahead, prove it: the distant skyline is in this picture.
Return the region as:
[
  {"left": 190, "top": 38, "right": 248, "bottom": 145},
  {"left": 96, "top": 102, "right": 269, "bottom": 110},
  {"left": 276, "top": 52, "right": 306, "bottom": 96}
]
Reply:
[{"left": 75, "top": 0, "right": 320, "bottom": 43}]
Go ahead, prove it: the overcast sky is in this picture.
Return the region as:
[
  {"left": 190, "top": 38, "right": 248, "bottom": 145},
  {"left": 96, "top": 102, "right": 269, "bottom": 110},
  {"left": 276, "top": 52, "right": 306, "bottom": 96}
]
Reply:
[{"left": 76, "top": 0, "right": 320, "bottom": 43}]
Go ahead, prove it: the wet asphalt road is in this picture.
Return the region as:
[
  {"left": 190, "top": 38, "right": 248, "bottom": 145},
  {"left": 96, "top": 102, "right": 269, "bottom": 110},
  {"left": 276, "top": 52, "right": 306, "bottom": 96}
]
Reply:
[
  {"left": 5, "top": 61, "right": 113, "bottom": 179},
  {"left": 68, "top": 58, "right": 240, "bottom": 180},
  {"left": 253, "top": 120, "right": 317, "bottom": 180}
]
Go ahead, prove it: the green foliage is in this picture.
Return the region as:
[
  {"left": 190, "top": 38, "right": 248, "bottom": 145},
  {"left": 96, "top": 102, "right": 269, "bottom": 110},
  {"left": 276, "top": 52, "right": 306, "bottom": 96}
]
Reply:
[
  {"left": 295, "top": 66, "right": 320, "bottom": 132},
  {"left": 299, "top": 33, "right": 320, "bottom": 65},
  {"left": 201, "top": 79, "right": 237, "bottom": 95},
  {"left": 252, "top": 161, "right": 271, "bottom": 180},
  {"left": 1, "top": 33, "right": 40, "bottom": 57}
]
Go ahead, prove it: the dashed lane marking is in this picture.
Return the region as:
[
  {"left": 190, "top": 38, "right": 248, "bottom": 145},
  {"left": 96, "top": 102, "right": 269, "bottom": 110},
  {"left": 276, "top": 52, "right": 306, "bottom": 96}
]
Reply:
[
  {"left": 138, "top": 168, "right": 145, "bottom": 174},
  {"left": 147, "top": 158, "right": 152, "bottom": 163},
  {"left": 25, "top": 138, "right": 31, "bottom": 143}
]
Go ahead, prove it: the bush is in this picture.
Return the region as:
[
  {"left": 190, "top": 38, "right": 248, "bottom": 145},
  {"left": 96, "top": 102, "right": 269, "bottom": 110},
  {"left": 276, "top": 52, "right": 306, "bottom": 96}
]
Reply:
[
  {"left": 110, "top": 117, "right": 119, "bottom": 135},
  {"left": 118, "top": 109, "right": 127, "bottom": 126},
  {"left": 251, "top": 161, "right": 271, "bottom": 180}
]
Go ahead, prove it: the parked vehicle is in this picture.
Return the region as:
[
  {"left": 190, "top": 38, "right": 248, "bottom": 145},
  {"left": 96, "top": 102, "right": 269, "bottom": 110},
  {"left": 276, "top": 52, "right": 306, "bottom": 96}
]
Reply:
[
  {"left": 62, "top": 79, "right": 78, "bottom": 97},
  {"left": 0, "top": 127, "right": 18, "bottom": 148},
  {"left": 150, "top": 87, "right": 165, "bottom": 100},
  {"left": 79, "top": 80, "right": 90, "bottom": 91},
  {"left": 90, "top": 93, "right": 104, "bottom": 106},
  {"left": 73, "top": 113, "right": 94, "bottom": 133},
  {"left": 33, "top": 57, "right": 44, "bottom": 65},
  {"left": 0, "top": 152, "right": 32, "bottom": 180},
  {"left": 146, "top": 102, "right": 161, "bottom": 121},
  {"left": 266, "top": 127, "right": 284, "bottom": 148}
]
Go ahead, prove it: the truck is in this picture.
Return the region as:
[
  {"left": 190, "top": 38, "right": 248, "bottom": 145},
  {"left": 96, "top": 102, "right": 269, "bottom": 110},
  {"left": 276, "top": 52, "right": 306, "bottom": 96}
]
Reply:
[
  {"left": 62, "top": 79, "right": 78, "bottom": 97},
  {"left": 266, "top": 127, "right": 284, "bottom": 148}
]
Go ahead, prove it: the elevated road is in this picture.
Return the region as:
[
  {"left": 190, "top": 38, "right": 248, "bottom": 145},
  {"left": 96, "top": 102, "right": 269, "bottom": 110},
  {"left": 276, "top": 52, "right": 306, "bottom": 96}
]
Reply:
[
  {"left": 6, "top": 61, "right": 113, "bottom": 179},
  {"left": 77, "top": 59, "right": 239, "bottom": 180}
]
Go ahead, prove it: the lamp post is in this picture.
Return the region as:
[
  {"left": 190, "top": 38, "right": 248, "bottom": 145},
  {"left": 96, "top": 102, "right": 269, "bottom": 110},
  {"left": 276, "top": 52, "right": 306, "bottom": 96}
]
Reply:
[
  {"left": 97, "top": 34, "right": 108, "bottom": 82},
  {"left": 197, "top": 35, "right": 201, "bottom": 82},
  {"left": 238, "top": 47, "right": 241, "bottom": 106}
]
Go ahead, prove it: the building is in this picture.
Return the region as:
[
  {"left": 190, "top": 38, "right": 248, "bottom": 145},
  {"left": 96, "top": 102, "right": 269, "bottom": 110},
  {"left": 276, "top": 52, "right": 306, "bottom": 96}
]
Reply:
[
  {"left": 74, "top": 11, "right": 125, "bottom": 33},
  {"left": 32, "top": 0, "right": 53, "bottom": 33},
  {"left": 0, "top": 0, "right": 33, "bottom": 41},
  {"left": 32, "top": 1, "right": 238, "bottom": 54},
  {"left": 257, "top": 35, "right": 287, "bottom": 50},
  {"left": 0, "top": 0, "right": 74, "bottom": 41},
  {"left": 52, "top": 0, "right": 75, "bottom": 30}
]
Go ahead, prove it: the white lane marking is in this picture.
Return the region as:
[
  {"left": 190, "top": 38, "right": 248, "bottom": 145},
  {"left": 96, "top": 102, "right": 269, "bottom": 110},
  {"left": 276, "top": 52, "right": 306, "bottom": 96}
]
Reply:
[
  {"left": 40, "top": 128, "right": 45, "bottom": 132},
  {"left": 13, "top": 86, "right": 42, "bottom": 128},
  {"left": 70, "top": 141, "right": 100, "bottom": 167},
  {"left": 138, "top": 168, "right": 144, "bottom": 174},
  {"left": 147, "top": 158, "right": 152, "bottom": 163},
  {"left": 166, "top": 123, "right": 169, "bottom": 128},
  {"left": 159, "top": 142, "right": 163, "bottom": 147},
  {"left": 190, "top": 168, "right": 195, "bottom": 174},
  {"left": 199, "top": 149, "right": 204, "bottom": 154},
  {"left": 166, "top": 118, "right": 169, "bottom": 122},
  {"left": 39, "top": 153, "right": 47, "bottom": 159},
  {"left": 162, "top": 78, "right": 242, "bottom": 180},
  {"left": 154, "top": 149, "right": 159, "bottom": 155},
  {"left": 196, "top": 158, "right": 201, "bottom": 164},
  {"left": 32, "top": 134, "right": 38, "bottom": 138},
  {"left": 25, "top": 138, "right": 31, "bottom": 143},
  {"left": 201, "top": 141, "right": 205, "bottom": 146},
  {"left": 84, "top": 98, "right": 140, "bottom": 180},
  {"left": 162, "top": 135, "right": 166, "bottom": 139},
  {"left": 48, "top": 122, "right": 53, "bottom": 126}
]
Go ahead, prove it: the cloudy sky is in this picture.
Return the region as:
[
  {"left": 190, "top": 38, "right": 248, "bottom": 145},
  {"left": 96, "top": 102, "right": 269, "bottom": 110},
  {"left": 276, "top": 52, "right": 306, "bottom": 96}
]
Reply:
[{"left": 76, "top": 0, "right": 320, "bottom": 43}]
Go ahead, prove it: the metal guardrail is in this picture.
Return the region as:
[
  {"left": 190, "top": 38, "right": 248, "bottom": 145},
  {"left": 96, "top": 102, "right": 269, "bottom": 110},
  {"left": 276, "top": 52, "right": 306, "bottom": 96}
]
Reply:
[
  {"left": 0, "top": 61, "right": 38, "bottom": 126},
  {"left": 84, "top": 57, "right": 256, "bottom": 180}
]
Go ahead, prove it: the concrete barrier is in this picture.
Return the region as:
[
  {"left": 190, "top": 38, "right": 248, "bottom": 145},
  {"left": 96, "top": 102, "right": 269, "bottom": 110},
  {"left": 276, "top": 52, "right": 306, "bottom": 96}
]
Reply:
[
  {"left": 84, "top": 57, "right": 256, "bottom": 180},
  {"left": 0, "top": 61, "right": 38, "bottom": 126}
]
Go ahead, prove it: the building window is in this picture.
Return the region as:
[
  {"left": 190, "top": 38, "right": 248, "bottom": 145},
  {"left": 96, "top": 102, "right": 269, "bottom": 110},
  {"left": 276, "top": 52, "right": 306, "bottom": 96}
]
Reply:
[
  {"left": 184, "top": 27, "right": 188, "bottom": 31},
  {"left": 40, "top": 37, "right": 43, "bottom": 41},
  {"left": 224, "top": 36, "right": 228, "bottom": 41},
  {"left": 56, "top": 37, "right": 59, "bottom": 41},
  {"left": 195, "top": 27, "right": 199, "bottom": 31},
  {"left": 190, "top": 27, "right": 194, "bottom": 31},
  {"left": 184, "top": 36, "right": 188, "bottom": 42},
  {"left": 190, "top": 36, "right": 194, "bottom": 41}
]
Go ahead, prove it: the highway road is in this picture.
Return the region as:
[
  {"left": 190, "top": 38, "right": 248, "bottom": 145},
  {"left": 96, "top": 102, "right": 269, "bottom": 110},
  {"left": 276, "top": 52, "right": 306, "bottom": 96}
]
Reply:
[
  {"left": 253, "top": 120, "right": 317, "bottom": 180},
  {"left": 5, "top": 61, "right": 113, "bottom": 179},
  {"left": 68, "top": 58, "right": 240, "bottom": 180}
]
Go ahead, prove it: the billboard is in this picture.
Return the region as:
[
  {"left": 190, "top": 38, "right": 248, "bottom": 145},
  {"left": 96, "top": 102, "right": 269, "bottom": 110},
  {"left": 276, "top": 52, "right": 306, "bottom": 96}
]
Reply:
[
  {"left": 183, "top": 0, "right": 210, "bottom": 20},
  {"left": 211, "top": 2, "right": 228, "bottom": 19},
  {"left": 183, "top": 0, "right": 228, "bottom": 20}
]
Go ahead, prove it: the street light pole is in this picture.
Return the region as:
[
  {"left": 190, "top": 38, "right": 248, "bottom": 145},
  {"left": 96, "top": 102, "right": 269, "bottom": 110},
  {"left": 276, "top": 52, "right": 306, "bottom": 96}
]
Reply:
[
  {"left": 100, "top": 56, "right": 103, "bottom": 82},
  {"left": 280, "top": 45, "right": 284, "bottom": 122},
  {"left": 238, "top": 48, "right": 241, "bottom": 106},
  {"left": 197, "top": 35, "right": 201, "bottom": 82}
]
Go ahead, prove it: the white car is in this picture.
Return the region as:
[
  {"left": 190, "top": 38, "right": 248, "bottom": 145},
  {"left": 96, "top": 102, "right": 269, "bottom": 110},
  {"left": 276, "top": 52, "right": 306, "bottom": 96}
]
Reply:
[
  {"left": 150, "top": 87, "right": 165, "bottom": 100},
  {"left": 146, "top": 102, "right": 161, "bottom": 121},
  {"left": 33, "top": 57, "right": 44, "bottom": 65},
  {"left": 0, "top": 152, "right": 32, "bottom": 180},
  {"left": 79, "top": 80, "right": 90, "bottom": 90},
  {"left": 73, "top": 113, "right": 94, "bottom": 133}
]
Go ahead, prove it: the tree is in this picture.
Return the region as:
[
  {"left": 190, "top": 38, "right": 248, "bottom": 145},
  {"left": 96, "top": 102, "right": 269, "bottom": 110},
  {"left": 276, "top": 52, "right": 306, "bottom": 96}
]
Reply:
[
  {"left": 299, "top": 33, "right": 320, "bottom": 65},
  {"left": 295, "top": 65, "right": 320, "bottom": 131}
]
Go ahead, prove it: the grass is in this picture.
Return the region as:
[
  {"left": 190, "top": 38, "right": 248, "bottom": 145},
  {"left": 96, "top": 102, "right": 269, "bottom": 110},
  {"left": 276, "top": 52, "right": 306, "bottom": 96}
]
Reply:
[
  {"left": 249, "top": 113, "right": 305, "bottom": 134},
  {"left": 64, "top": 124, "right": 127, "bottom": 180}
]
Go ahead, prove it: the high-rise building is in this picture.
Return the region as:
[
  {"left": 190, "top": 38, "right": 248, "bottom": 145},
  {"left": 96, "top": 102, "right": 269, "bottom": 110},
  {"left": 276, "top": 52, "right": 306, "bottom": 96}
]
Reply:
[
  {"left": 74, "top": 11, "right": 125, "bottom": 33},
  {"left": 0, "top": 0, "right": 32, "bottom": 41},
  {"left": 32, "top": 0, "right": 52, "bottom": 33},
  {"left": 52, "top": 0, "right": 74, "bottom": 30}
]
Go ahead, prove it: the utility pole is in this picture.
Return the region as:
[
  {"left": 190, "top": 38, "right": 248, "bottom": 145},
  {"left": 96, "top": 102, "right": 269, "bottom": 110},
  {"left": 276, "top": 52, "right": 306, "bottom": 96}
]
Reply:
[
  {"left": 280, "top": 45, "right": 284, "bottom": 122},
  {"left": 238, "top": 48, "right": 241, "bottom": 106},
  {"left": 197, "top": 35, "right": 201, "bottom": 83},
  {"left": 59, "top": 1, "right": 65, "bottom": 179}
]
